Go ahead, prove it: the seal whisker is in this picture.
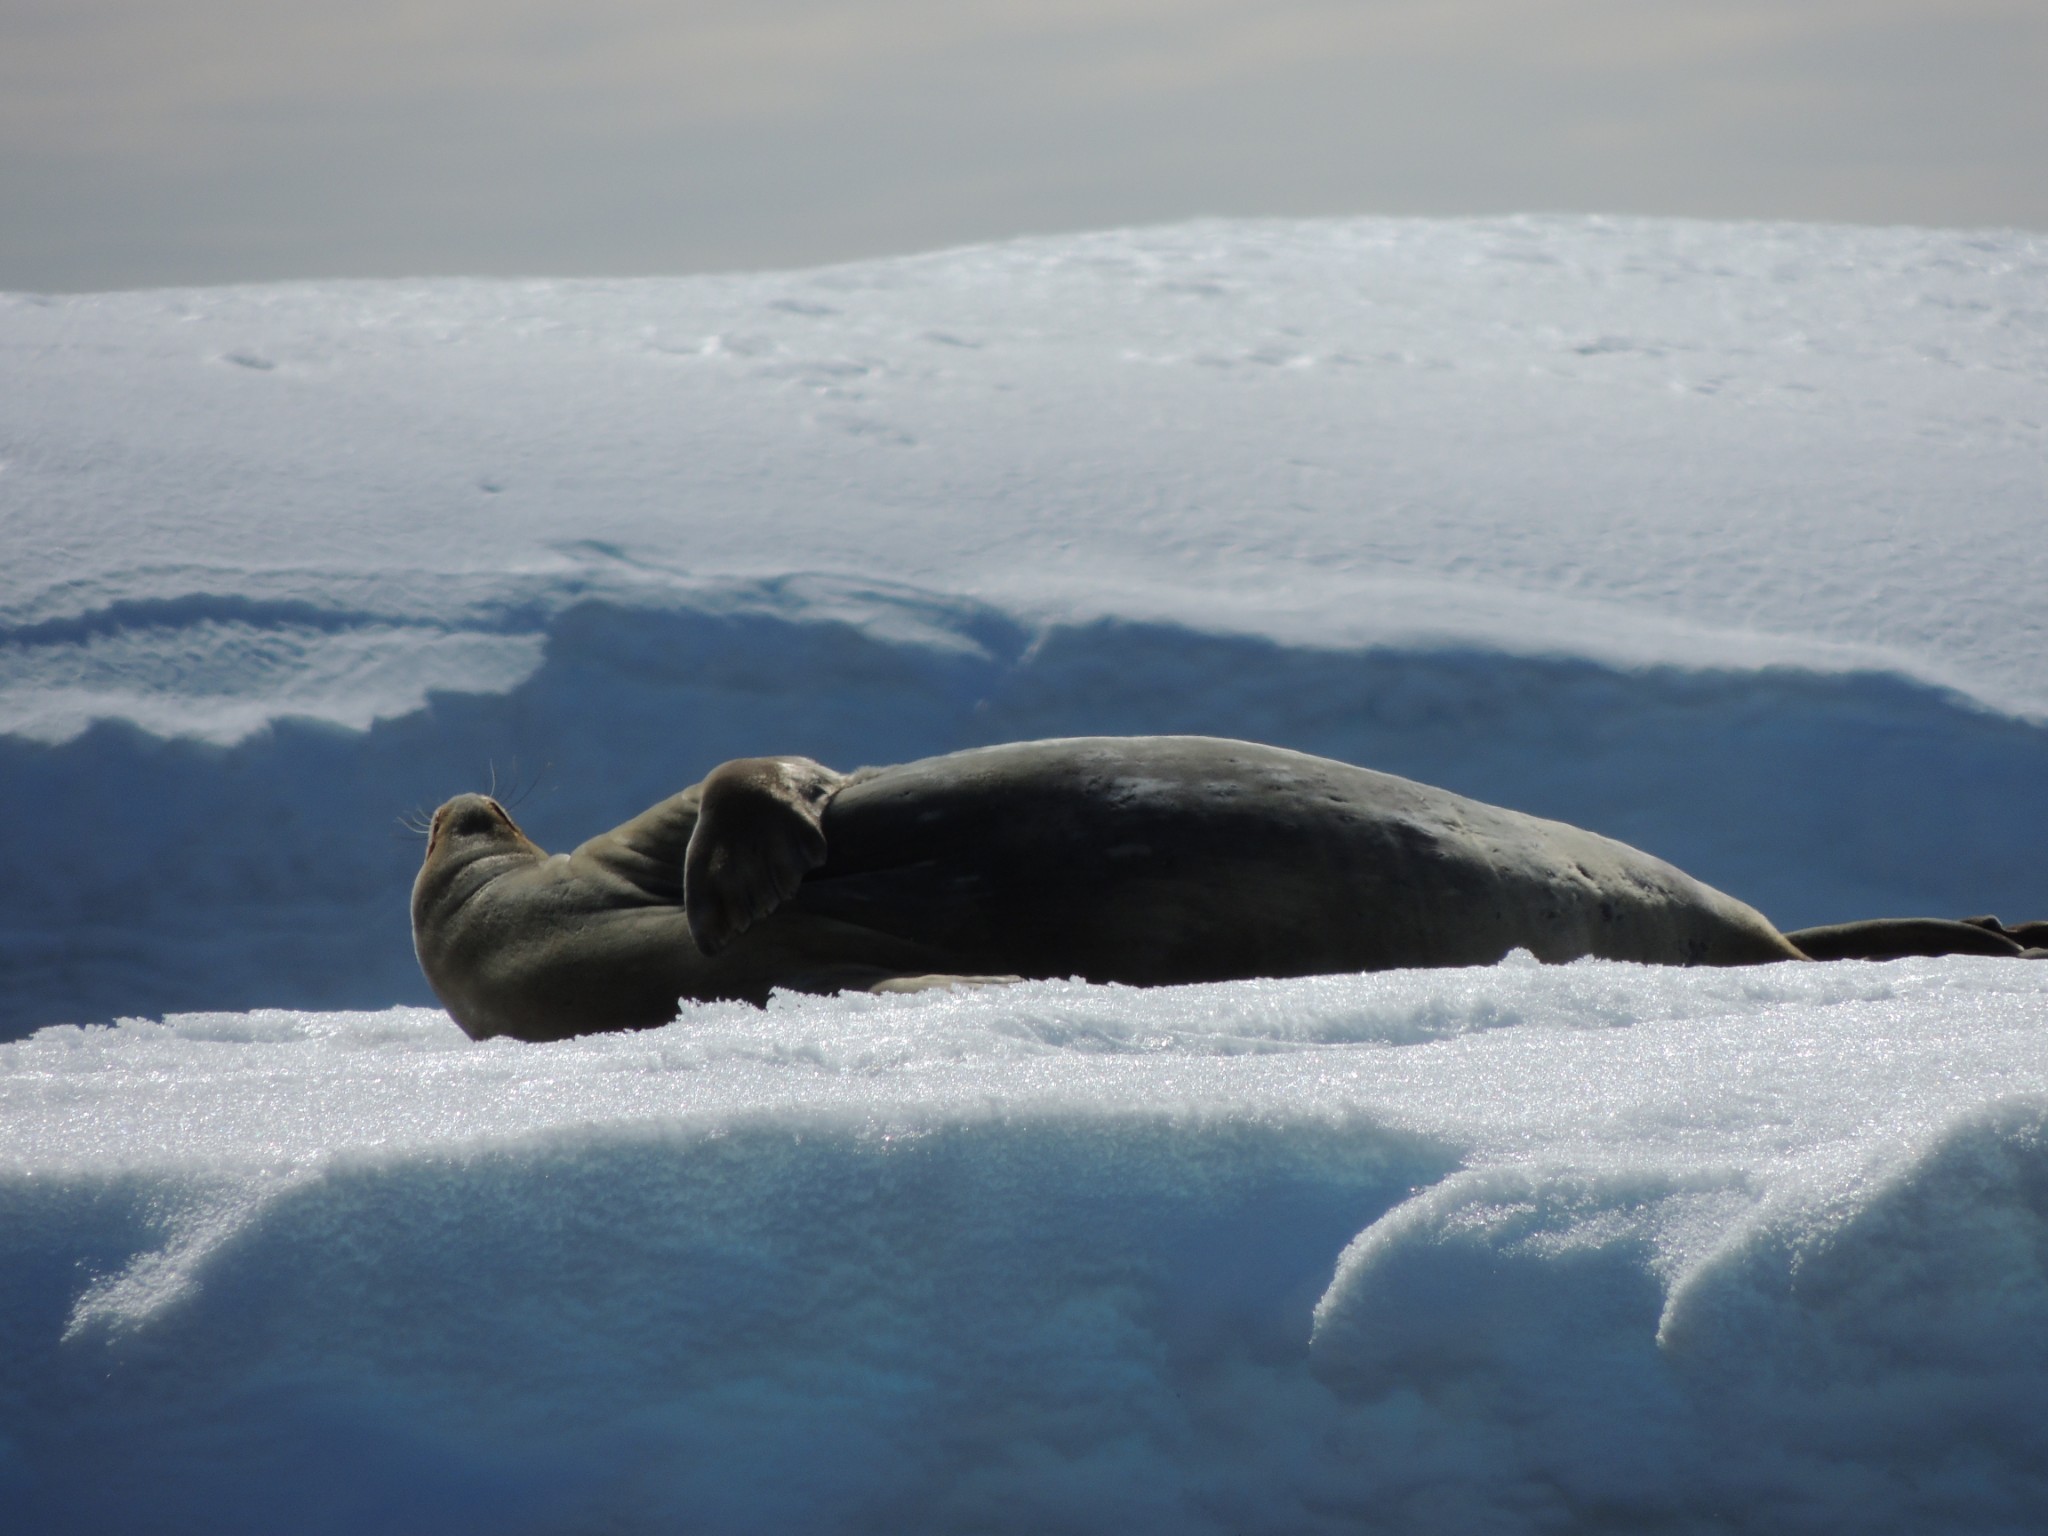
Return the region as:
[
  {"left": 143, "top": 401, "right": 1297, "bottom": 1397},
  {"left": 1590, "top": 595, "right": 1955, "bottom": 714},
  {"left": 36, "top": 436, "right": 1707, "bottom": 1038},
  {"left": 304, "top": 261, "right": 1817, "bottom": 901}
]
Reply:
[{"left": 504, "top": 759, "right": 552, "bottom": 811}]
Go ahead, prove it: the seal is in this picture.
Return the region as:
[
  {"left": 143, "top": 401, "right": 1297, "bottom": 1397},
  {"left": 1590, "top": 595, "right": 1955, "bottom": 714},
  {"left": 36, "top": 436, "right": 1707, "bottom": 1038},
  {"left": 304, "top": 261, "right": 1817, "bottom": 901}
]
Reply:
[{"left": 413, "top": 735, "right": 1808, "bottom": 1041}]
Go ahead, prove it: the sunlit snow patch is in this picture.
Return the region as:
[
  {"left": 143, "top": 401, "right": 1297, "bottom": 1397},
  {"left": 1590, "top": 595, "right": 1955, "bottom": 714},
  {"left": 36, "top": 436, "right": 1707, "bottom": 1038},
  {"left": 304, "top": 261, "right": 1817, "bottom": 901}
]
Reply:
[{"left": 5, "top": 958, "right": 2047, "bottom": 1532}]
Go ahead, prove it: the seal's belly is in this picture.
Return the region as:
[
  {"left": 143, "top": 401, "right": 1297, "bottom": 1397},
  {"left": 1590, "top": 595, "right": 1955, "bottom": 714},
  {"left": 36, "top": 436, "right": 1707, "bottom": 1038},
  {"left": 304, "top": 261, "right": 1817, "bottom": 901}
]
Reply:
[{"left": 785, "top": 736, "right": 1751, "bottom": 982}]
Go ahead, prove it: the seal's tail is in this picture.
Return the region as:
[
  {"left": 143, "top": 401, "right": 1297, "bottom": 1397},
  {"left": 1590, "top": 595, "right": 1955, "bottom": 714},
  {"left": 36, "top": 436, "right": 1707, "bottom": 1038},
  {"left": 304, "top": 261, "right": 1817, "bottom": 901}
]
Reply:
[{"left": 1783, "top": 915, "right": 2048, "bottom": 961}]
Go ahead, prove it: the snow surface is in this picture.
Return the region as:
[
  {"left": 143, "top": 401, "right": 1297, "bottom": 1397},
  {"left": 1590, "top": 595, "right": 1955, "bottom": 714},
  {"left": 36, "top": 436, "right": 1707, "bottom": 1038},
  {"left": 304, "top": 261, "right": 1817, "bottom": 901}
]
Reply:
[
  {"left": 6, "top": 961, "right": 2048, "bottom": 1533},
  {"left": 6, "top": 215, "right": 2047, "bottom": 738},
  {"left": 3, "top": 216, "right": 2048, "bottom": 1530}
]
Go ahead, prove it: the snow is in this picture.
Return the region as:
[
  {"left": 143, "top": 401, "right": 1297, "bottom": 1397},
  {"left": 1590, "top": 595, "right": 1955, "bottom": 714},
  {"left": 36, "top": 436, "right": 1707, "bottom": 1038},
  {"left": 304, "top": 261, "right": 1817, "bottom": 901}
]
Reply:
[
  {"left": 6, "top": 963, "right": 2048, "bottom": 1532},
  {"left": 6, "top": 216, "right": 2046, "bottom": 738},
  {"left": 3, "top": 215, "right": 2047, "bottom": 1530}
]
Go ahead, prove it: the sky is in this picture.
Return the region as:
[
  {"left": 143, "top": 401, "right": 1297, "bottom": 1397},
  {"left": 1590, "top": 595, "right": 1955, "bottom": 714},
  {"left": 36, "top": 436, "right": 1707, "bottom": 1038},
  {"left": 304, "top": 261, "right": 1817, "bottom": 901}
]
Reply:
[{"left": 2, "top": 0, "right": 2044, "bottom": 291}]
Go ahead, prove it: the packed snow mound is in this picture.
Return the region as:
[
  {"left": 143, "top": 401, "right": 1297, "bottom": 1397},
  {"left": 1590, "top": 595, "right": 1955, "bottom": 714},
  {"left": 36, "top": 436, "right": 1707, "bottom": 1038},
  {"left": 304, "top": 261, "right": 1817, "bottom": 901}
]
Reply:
[
  {"left": 5, "top": 958, "right": 2048, "bottom": 1533},
  {"left": 5, "top": 215, "right": 2046, "bottom": 740}
]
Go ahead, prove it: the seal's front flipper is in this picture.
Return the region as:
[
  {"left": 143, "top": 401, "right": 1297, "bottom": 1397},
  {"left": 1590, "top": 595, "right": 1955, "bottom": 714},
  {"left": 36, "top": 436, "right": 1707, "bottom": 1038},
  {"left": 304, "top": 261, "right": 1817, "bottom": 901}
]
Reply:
[{"left": 684, "top": 756, "right": 843, "bottom": 954}]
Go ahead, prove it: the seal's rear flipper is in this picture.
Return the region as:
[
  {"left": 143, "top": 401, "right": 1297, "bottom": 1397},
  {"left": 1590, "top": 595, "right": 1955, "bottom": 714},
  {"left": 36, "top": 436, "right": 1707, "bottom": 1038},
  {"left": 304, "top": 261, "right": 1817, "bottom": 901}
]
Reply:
[
  {"left": 684, "top": 756, "right": 843, "bottom": 955},
  {"left": 1784, "top": 917, "right": 2027, "bottom": 961},
  {"left": 1960, "top": 915, "right": 2048, "bottom": 950}
]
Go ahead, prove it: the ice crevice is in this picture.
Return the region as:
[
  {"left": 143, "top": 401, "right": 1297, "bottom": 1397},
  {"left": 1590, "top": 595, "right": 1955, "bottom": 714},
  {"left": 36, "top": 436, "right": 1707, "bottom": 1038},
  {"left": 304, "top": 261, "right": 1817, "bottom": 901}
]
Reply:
[{"left": 5, "top": 582, "right": 2046, "bottom": 1038}]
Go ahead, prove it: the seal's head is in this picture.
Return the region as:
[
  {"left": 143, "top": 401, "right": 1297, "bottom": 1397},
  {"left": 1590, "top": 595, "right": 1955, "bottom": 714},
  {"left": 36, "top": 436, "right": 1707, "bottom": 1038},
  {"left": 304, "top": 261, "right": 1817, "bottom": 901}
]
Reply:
[
  {"left": 412, "top": 795, "right": 554, "bottom": 1035},
  {"left": 412, "top": 791, "right": 709, "bottom": 1042}
]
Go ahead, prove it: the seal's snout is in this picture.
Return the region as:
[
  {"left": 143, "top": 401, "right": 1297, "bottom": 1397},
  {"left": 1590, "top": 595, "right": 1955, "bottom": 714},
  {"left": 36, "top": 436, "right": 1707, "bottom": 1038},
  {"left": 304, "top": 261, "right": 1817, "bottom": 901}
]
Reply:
[{"left": 424, "top": 794, "right": 521, "bottom": 857}]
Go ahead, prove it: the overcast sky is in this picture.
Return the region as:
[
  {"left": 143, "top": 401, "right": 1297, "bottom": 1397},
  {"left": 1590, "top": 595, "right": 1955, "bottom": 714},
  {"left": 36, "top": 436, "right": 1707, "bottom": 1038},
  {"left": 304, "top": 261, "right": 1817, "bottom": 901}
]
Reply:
[{"left": 3, "top": 0, "right": 2043, "bottom": 291}]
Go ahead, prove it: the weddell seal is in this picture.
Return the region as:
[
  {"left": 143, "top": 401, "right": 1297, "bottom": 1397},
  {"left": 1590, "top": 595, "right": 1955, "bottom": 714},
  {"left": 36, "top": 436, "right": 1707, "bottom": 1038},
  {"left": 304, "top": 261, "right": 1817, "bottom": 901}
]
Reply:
[{"left": 413, "top": 734, "right": 1818, "bottom": 1041}]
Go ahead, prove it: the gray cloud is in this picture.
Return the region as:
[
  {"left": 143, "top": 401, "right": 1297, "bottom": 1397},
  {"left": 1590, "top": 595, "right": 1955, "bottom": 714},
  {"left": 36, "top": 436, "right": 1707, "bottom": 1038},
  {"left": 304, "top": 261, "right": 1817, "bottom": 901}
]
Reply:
[{"left": 3, "top": 0, "right": 2043, "bottom": 289}]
